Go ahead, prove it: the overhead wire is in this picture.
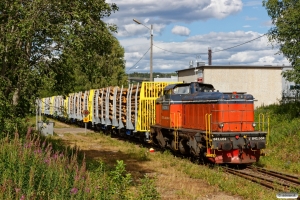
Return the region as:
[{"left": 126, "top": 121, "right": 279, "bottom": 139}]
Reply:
[
  {"left": 153, "top": 44, "right": 206, "bottom": 55},
  {"left": 126, "top": 47, "right": 151, "bottom": 73},
  {"left": 152, "top": 33, "right": 268, "bottom": 55},
  {"left": 212, "top": 33, "right": 268, "bottom": 53}
]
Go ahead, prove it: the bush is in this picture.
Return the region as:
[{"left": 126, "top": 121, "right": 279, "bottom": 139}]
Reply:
[
  {"left": 136, "top": 175, "right": 160, "bottom": 200},
  {"left": 255, "top": 102, "right": 300, "bottom": 173}
]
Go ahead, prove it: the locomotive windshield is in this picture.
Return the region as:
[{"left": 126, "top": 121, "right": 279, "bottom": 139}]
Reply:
[
  {"left": 198, "top": 84, "right": 214, "bottom": 92},
  {"left": 173, "top": 86, "right": 190, "bottom": 94},
  {"left": 163, "top": 82, "right": 215, "bottom": 96}
]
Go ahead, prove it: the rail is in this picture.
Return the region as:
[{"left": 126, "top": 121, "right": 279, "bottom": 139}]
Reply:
[{"left": 222, "top": 166, "right": 300, "bottom": 192}]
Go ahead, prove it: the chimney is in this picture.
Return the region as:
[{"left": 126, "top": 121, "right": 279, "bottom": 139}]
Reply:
[{"left": 208, "top": 47, "right": 212, "bottom": 65}]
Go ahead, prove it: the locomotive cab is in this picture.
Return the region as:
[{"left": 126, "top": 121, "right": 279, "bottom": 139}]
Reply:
[{"left": 156, "top": 82, "right": 217, "bottom": 129}]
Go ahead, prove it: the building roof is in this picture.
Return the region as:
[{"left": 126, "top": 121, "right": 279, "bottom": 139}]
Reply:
[{"left": 176, "top": 65, "right": 287, "bottom": 73}]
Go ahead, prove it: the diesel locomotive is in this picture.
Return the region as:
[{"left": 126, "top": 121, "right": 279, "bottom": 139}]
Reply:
[
  {"left": 39, "top": 81, "right": 269, "bottom": 164},
  {"left": 151, "top": 82, "right": 269, "bottom": 164}
]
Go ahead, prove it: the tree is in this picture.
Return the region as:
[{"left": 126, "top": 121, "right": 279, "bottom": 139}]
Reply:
[
  {"left": 0, "top": 0, "right": 126, "bottom": 135},
  {"left": 263, "top": 0, "right": 300, "bottom": 83}
]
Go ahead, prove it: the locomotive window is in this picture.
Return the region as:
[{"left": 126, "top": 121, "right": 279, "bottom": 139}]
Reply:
[
  {"left": 173, "top": 86, "right": 190, "bottom": 94},
  {"left": 199, "top": 85, "right": 214, "bottom": 92}
]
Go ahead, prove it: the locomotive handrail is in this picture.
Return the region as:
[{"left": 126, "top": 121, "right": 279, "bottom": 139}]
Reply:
[
  {"left": 258, "top": 113, "right": 270, "bottom": 146},
  {"left": 259, "top": 113, "right": 264, "bottom": 131},
  {"left": 171, "top": 112, "right": 180, "bottom": 150},
  {"left": 205, "top": 113, "right": 215, "bottom": 157}
]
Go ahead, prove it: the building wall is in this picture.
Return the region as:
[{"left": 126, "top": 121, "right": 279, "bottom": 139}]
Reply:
[
  {"left": 154, "top": 76, "right": 178, "bottom": 82},
  {"left": 177, "top": 67, "right": 202, "bottom": 83},
  {"left": 178, "top": 67, "right": 283, "bottom": 107}
]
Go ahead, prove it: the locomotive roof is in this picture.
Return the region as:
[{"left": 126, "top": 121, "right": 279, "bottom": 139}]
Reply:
[{"left": 164, "top": 82, "right": 214, "bottom": 91}]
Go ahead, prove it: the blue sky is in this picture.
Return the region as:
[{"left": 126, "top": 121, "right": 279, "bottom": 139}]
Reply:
[{"left": 105, "top": 0, "right": 288, "bottom": 74}]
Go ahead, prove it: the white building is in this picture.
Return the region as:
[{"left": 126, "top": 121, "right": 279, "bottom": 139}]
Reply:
[
  {"left": 176, "top": 64, "right": 290, "bottom": 108},
  {"left": 154, "top": 76, "right": 178, "bottom": 82}
]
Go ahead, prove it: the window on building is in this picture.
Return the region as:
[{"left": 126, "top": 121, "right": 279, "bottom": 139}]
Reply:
[{"left": 290, "top": 85, "right": 300, "bottom": 90}]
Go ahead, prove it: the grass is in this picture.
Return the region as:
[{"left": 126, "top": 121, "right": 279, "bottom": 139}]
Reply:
[
  {"left": 56, "top": 131, "right": 278, "bottom": 200},
  {"left": 255, "top": 101, "right": 300, "bottom": 174}
]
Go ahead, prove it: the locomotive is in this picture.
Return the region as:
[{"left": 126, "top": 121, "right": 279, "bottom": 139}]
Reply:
[
  {"left": 39, "top": 81, "right": 269, "bottom": 164},
  {"left": 151, "top": 82, "right": 269, "bottom": 164}
]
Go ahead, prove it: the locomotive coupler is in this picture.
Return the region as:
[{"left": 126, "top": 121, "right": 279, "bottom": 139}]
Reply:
[{"left": 237, "top": 145, "right": 243, "bottom": 158}]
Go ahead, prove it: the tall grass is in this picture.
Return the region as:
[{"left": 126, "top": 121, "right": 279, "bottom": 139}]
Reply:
[
  {"left": 256, "top": 101, "right": 300, "bottom": 173},
  {"left": 0, "top": 132, "right": 160, "bottom": 199}
]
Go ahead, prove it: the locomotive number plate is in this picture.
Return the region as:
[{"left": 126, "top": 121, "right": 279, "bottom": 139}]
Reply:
[
  {"left": 213, "top": 138, "right": 227, "bottom": 141},
  {"left": 250, "top": 137, "right": 265, "bottom": 140}
]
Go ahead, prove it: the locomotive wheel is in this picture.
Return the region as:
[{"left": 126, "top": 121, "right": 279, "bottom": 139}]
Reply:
[{"left": 156, "top": 129, "right": 166, "bottom": 148}]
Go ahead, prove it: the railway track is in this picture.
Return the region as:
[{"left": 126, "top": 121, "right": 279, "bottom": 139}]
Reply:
[{"left": 222, "top": 165, "right": 300, "bottom": 192}]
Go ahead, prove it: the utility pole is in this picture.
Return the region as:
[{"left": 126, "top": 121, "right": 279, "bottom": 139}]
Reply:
[
  {"left": 133, "top": 19, "right": 153, "bottom": 81},
  {"left": 150, "top": 24, "right": 153, "bottom": 82}
]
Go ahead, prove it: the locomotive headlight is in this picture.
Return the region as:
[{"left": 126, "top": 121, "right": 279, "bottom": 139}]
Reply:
[
  {"left": 219, "top": 123, "right": 224, "bottom": 128},
  {"left": 252, "top": 122, "right": 256, "bottom": 127}
]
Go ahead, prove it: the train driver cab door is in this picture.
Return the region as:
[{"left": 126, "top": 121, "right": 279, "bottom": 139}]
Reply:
[{"left": 161, "top": 89, "right": 172, "bottom": 127}]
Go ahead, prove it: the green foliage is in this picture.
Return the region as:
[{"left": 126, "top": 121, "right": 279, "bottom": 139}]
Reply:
[
  {"left": 0, "top": 0, "right": 126, "bottom": 136},
  {"left": 136, "top": 175, "right": 160, "bottom": 200},
  {"left": 263, "top": 0, "right": 300, "bottom": 83},
  {"left": 255, "top": 102, "right": 300, "bottom": 173}
]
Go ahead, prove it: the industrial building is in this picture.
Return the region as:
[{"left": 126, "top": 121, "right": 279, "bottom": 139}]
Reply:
[{"left": 176, "top": 62, "right": 289, "bottom": 108}]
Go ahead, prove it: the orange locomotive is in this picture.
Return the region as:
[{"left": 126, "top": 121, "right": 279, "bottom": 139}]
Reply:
[{"left": 151, "top": 82, "right": 268, "bottom": 164}]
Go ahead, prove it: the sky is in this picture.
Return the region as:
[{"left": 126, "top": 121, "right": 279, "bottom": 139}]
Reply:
[{"left": 105, "top": 0, "right": 290, "bottom": 74}]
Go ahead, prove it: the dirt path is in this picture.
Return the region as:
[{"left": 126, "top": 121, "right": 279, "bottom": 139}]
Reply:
[{"left": 53, "top": 127, "right": 243, "bottom": 200}]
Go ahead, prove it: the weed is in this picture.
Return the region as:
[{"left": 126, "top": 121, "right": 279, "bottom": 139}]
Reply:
[
  {"left": 136, "top": 175, "right": 160, "bottom": 200},
  {"left": 0, "top": 132, "right": 161, "bottom": 200},
  {"left": 256, "top": 102, "right": 300, "bottom": 174}
]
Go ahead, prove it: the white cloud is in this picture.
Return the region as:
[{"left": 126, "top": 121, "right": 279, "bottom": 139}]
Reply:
[
  {"left": 243, "top": 25, "right": 251, "bottom": 28},
  {"left": 107, "top": 0, "right": 242, "bottom": 21},
  {"left": 171, "top": 26, "right": 190, "bottom": 36},
  {"left": 261, "top": 20, "right": 273, "bottom": 27},
  {"left": 120, "top": 31, "right": 289, "bottom": 72},
  {"left": 117, "top": 22, "right": 166, "bottom": 37},
  {"left": 228, "top": 52, "right": 257, "bottom": 62},
  {"left": 105, "top": 0, "right": 243, "bottom": 37}
]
